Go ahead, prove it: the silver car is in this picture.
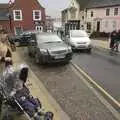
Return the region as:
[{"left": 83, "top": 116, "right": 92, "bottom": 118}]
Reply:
[
  {"left": 28, "top": 33, "right": 72, "bottom": 64},
  {"left": 66, "top": 30, "right": 92, "bottom": 53}
]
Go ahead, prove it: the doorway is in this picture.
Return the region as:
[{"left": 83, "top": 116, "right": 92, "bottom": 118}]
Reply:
[{"left": 97, "top": 21, "right": 100, "bottom": 32}]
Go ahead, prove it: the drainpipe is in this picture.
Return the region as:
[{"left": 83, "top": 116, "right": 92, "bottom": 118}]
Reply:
[{"left": 84, "top": 8, "right": 87, "bottom": 31}]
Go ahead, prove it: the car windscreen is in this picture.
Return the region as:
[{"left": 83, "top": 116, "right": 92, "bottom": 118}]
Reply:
[
  {"left": 71, "top": 31, "right": 88, "bottom": 37},
  {"left": 36, "top": 35, "right": 62, "bottom": 44}
]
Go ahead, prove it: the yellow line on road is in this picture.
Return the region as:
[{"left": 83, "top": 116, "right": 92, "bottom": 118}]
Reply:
[{"left": 71, "top": 63, "right": 120, "bottom": 108}]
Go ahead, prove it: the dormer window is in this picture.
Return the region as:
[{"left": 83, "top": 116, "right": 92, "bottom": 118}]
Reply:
[
  {"left": 13, "top": 10, "right": 22, "bottom": 21},
  {"left": 33, "top": 10, "right": 41, "bottom": 21}
]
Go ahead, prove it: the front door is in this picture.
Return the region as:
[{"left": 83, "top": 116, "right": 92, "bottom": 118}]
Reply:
[
  {"left": 35, "top": 26, "right": 43, "bottom": 32},
  {"left": 97, "top": 21, "right": 100, "bottom": 32}
]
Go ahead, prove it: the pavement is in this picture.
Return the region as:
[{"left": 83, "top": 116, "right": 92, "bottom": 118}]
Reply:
[
  {"left": 15, "top": 47, "right": 120, "bottom": 120},
  {"left": 9, "top": 52, "right": 70, "bottom": 120},
  {"left": 92, "top": 39, "right": 120, "bottom": 52}
]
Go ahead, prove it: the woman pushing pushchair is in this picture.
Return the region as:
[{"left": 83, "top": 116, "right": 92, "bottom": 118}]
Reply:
[{"left": 0, "top": 61, "right": 53, "bottom": 120}]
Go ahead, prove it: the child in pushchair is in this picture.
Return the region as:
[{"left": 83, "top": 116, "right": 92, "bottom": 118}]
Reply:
[{"left": 0, "top": 61, "right": 53, "bottom": 120}]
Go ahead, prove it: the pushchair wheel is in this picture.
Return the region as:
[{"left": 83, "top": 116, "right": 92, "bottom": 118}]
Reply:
[
  {"left": 35, "top": 98, "right": 42, "bottom": 108},
  {"left": 44, "top": 111, "right": 54, "bottom": 120}
]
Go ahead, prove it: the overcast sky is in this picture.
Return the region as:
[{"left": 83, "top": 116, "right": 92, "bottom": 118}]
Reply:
[{"left": 1, "top": 0, "right": 69, "bottom": 18}]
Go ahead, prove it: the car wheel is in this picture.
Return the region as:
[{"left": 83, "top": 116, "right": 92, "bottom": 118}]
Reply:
[
  {"left": 35, "top": 54, "right": 40, "bottom": 64},
  {"left": 15, "top": 41, "right": 20, "bottom": 46},
  {"left": 28, "top": 51, "right": 32, "bottom": 57},
  {"left": 87, "top": 48, "right": 92, "bottom": 54},
  {"left": 39, "top": 58, "right": 43, "bottom": 65},
  {"left": 64, "top": 60, "right": 70, "bottom": 64}
]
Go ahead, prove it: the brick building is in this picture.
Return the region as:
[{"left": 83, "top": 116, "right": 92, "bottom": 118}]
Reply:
[{"left": 0, "top": 0, "right": 46, "bottom": 35}]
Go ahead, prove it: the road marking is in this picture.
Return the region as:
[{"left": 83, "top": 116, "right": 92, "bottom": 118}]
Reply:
[
  {"left": 71, "top": 63, "right": 120, "bottom": 120},
  {"left": 71, "top": 63, "right": 120, "bottom": 108}
]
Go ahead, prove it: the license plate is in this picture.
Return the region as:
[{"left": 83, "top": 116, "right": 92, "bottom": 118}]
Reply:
[
  {"left": 78, "top": 46, "right": 85, "bottom": 48},
  {"left": 55, "top": 55, "right": 65, "bottom": 59}
]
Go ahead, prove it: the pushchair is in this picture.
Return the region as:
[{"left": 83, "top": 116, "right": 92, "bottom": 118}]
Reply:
[{"left": 0, "top": 64, "right": 54, "bottom": 120}]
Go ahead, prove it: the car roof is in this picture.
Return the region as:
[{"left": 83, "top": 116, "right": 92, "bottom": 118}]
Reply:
[
  {"left": 36, "top": 32, "right": 57, "bottom": 35},
  {"left": 70, "top": 30, "right": 87, "bottom": 33},
  {"left": 34, "top": 32, "right": 59, "bottom": 37},
  {"left": 22, "top": 30, "right": 39, "bottom": 35},
  {"left": 35, "top": 33, "right": 62, "bottom": 42}
]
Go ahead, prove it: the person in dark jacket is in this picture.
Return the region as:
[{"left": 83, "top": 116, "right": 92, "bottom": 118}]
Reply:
[
  {"left": 116, "top": 29, "right": 120, "bottom": 52},
  {"left": 110, "top": 30, "right": 117, "bottom": 50}
]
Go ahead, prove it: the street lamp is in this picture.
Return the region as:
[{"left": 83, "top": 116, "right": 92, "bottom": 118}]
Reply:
[
  {"left": 9, "top": 13, "right": 12, "bottom": 32},
  {"left": 7, "top": 13, "right": 12, "bottom": 33}
]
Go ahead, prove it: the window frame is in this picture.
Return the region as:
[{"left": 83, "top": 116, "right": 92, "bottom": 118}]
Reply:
[
  {"left": 14, "top": 27, "right": 23, "bottom": 35},
  {"left": 33, "top": 10, "right": 41, "bottom": 21},
  {"left": 13, "top": 10, "right": 22, "bottom": 21},
  {"left": 114, "top": 8, "right": 118, "bottom": 16},
  {"left": 105, "top": 20, "right": 108, "bottom": 28},
  {"left": 112, "top": 20, "right": 117, "bottom": 29}
]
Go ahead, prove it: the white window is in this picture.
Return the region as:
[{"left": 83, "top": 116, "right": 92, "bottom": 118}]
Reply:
[
  {"left": 105, "top": 20, "right": 108, "bottom": 28},
  {"left": 113, "top": 21, "right": 117, "bottom": 29},
  {"left": 114, "top": 8, "right": 118, "bottom": 16},
  {"left": 14, "top": 27, "right": 23, "bottom": 35},
  {"left": 33, "top": 10, "right": 41, "bottom": 21},
  {"left": 13, "top": 10, "right": 22, "bottom": 21}
]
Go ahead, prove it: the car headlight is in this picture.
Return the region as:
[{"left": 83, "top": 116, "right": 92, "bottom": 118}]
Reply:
[
  {"left": 70, "top": 42, "right": 76, "bottom": 47},
  {"left": 86, "top": 40, "right": 91, "bottom": 46},
  {"left": 40, "top": 49, "right": 48, "bottom": 55}
]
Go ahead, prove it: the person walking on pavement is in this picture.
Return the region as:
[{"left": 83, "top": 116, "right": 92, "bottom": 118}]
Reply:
[
  {"left": 60, "top": 30, "right": 64, "bottom": 39},
  {"left": 116, "top": 29, "right": 120, "bottom": 52},
  {"left": 110, "top": 30, "right": 117, "bottom": 51},
  {"left": 0, "top": 31, "right": 12, "bottom": 72}
]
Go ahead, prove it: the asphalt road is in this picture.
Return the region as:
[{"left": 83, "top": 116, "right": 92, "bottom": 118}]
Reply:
[
  {"left": 17, "top": 47, "right": 118, "bottom": 120},
  {"left": 72, "top": 48, "right": 120, "bottom": 103}
]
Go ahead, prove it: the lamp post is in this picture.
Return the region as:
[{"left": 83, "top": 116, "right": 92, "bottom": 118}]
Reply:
[
  {"left": 9, "top": 13, "right": 12, "bottom": 32},
  {"left": 8, "top": 0, "right": 13, "bottom": 33}
]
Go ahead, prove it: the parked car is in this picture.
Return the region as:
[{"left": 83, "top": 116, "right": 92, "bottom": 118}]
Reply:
[
  {"left": 66, "top": 30, "right": 92, "bottom": 53},
  {"left": 8, "top": 35, "right": 16, "bottom": 51},
  {"left": 8, "top": 35, "right": 21, "bottom": 46},
  {"left": 12, "top": 30, "right": 38, "bottom": 46},
  {"left": 28, "top": 33, "right": 72, "bottom": 64}
]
